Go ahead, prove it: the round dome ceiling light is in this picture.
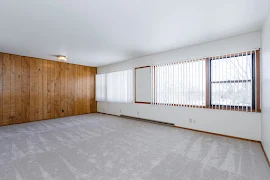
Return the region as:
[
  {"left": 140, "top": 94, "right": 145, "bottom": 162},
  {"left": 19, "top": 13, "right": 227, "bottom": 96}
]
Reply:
[{"left": 56, "top": 55, "right": 68, "bottom": 62}]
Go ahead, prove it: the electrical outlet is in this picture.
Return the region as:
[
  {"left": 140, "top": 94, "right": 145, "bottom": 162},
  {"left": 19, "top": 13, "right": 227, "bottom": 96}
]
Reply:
[
  {"left": 189, "top": 118, "right": 192, "bottom": 123},
  {"left": 120, "top": 109, "right": 122, "bottom": 113},
  {"left": 137, "top": 112, "right": 139, "bottom": 116}
]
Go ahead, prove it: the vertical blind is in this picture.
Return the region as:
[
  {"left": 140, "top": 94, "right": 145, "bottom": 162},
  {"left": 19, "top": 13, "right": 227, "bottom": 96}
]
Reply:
[
  {"left": 151, "top": 59, "right": 206, "bottom": 107},
  {"left": 96, "top": 50, "right": 259, "bottom": 112},
  {"left": 210, "top": 50, "right": 257, "bottom": 112},
  {"left": 96, "top": 74, "right": 106, "bottom": 101},
  {"left": 150, "top": 49, "right": 259, "bottom": 112},
  {"left": 96, "top": 69, "right": 134, "bottom": 103}
]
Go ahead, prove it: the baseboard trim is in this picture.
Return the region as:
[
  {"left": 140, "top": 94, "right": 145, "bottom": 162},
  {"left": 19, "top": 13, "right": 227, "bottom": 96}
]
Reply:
[
  {"left": 174, "top": 125, "right": 260, "bottom": 143},
  {"left": 0, "top": 112, "right": 97, "bottom": 127},
  {"left": 120, "top": 115, "right": 175, "bottom": 126},
  {"left": 260, "top": 142, "right": 270, "bottom": 167},
  {"left": 98, "top": 112, "right": 119, "bottom": 117}
]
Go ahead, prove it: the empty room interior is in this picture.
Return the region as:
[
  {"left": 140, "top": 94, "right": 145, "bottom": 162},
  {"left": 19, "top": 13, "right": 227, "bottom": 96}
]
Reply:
[{"left": 1, "top": 0, "right": 270, "bottom": 179}]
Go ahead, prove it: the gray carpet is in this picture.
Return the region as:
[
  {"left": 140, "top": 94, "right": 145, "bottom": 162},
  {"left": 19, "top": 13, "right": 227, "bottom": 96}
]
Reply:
[{"left": 0, "top": 113, "right": 269, "bottom": 180}]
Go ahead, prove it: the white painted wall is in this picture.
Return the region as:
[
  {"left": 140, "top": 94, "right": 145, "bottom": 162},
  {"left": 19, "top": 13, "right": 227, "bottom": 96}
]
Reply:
[
  {"left": 98, "top": 31, "right": 262, "bottom": 141},
  {"left": 98, "top": 102, "right": 261, "bottom": 140},
  {"left": 98, "top": 32, "right": 261, "bottom": 73},
  {"left": 261, "top": 9, "right": 270, "bottom": 160}
]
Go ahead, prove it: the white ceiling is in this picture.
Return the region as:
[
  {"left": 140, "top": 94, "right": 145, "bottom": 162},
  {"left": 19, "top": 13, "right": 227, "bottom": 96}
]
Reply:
[{"left": 0, "top": 0, "right": 269, "bottom": 67}]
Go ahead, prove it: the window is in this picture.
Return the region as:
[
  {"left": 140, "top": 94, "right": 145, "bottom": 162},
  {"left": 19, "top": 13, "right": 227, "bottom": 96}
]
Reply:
[
  {"left": 210, "top": 52, "right": 254, "bottom": 109},
  {"left": 150, "top": 50, "right": 260, "bottom": 112},
  {"left": 96, "top": 74, "right": 106, "bottom": 101},
  {"left": 96, "top": 69, "right": 134, "bottom": 103},
  {"left": 153, "top": 60, "right": 206, "bottom": 106}
]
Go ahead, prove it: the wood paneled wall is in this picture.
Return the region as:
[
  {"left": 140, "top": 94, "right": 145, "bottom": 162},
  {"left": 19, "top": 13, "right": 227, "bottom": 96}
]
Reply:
[{"left": 0, "top": 53, "right": 97, "bottom": 126}]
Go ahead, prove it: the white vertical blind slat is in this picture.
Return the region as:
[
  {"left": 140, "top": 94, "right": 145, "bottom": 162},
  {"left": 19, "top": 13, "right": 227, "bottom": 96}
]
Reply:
[
  {"left": 237, "top": 52, "right": 240, "bottom": 111},
  {"left": 241, "top": 52, "right": 245, "bottom": 111},
  {"left": 191, "top": 60, "right": 193, "bottom": 107},
  {"left": 150, "top": 66, "right": 153, "bottom": 104},
  {"left": 189, "top": 61, "right": 190, "bottom": 106},
  {"left": 233, "top": 54, "right": 236, "bottom": 111},
  {"left": 178, "top": 63, "right": 180, "bottom": 106},
  {"left": 159, "top": 65, "right": 161, "bottom": 105},
  {"left": 214, "top": 56, "right": 216, "bottom": 110},
  {"left": 173, "top": 64, "right": 175, "bottom": 104},
  {"left": 185, "top": 61, "right": 188, "bottom": 106},
  {"left": 246, "top": 52, "right": 249, "bottom": 112},
  {"left": 181, "top": 62, "right": 184, "bottom": 107},
  {"left": 167, "top": 64, "right": 169, "bottom": 106},
  {"left": 219, "top": 56, "right": 221, "bottom": 110},
  {"left": 255, "top": 51, "right": 257, "bottom": 112},
  {"left": 167, "top": 64, "right": 169, "bottom": 105},
  {"left": 201, "top": 59, "right": 203, "bottom": 108},
  {"left": 229, "top": 54, "right": 232, "bottom": 111},
  {"left": 249, "top": 51, "right": 252, "bottom": 112},
  {"left": 192, "top": 60, "right": 194, "bottom": 107},
  {"left": 225, "top": 56, "right": 228, "bottom": 111}
]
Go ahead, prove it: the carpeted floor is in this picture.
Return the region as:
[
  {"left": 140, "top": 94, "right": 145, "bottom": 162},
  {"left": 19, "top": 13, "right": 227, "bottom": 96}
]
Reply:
[{"left": 0, "top": 113, "right": 269, "bottom": 180}]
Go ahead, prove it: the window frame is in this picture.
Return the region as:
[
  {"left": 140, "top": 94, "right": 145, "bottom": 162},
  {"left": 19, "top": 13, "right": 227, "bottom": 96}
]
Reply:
[{"left": 209, "top": 52, "right": 256, "bottom": 109}]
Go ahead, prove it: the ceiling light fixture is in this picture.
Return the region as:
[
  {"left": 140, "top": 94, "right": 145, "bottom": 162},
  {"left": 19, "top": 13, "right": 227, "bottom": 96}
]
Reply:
[{"left": 56, "top": 55, "right": 68, "bottom": 62}]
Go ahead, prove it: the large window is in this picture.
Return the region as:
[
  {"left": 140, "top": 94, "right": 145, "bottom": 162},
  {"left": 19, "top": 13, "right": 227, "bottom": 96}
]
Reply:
[
  {"left": 96, "top": 69, "right": 134, "bottom": 103},
  {"left": 153, "top": 60, "right": 206, "bottom": 106},
  {"left": 151, "top": 50, "right": 260, "bottom": 112},
  {"left": 210, "top": 53, "right": 254, "bottom": 108}
]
